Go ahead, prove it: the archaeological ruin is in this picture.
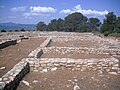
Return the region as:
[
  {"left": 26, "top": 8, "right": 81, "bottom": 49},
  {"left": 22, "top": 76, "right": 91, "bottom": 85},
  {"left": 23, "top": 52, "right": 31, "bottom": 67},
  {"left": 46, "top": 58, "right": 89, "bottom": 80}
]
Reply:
[{"left": 0, "top": 32, "right": 120, "bottom": 90}]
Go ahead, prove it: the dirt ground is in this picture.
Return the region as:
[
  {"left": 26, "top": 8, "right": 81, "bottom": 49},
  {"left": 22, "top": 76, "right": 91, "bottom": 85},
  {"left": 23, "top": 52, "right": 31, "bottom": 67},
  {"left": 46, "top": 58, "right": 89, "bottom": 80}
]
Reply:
[
  {"left": 0, "top": 38, "right": 45, "bottom": 77},
  {"left": 17, "top": 69, "right": 120, "bottom": 90}
]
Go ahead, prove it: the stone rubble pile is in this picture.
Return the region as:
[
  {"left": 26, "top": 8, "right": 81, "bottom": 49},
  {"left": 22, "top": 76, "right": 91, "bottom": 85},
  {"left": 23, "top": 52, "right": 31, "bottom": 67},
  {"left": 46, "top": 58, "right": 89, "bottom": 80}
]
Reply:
[{"left": 28, "top": 57, "right": 120, "bottom": 75}]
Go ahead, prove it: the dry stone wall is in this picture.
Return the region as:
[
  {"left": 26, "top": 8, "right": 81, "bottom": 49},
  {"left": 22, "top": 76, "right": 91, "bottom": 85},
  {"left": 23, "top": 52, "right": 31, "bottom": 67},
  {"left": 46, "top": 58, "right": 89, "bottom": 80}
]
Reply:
[
  {"left": 0, "top": 39, "right": 17, "bottom": 49},
  {"left": 28, "top": 48, "right": 43, "bottom": 58},
  {"left": 28, "top": 38, "right": 52, "bottom": 58},
  {"left": 40, "top": 38, "right": 52, "bottom": 47},
  {"left": 0, "top": 37, "right": 52, "bottom": 90},
  {"left": 0, "top": 59, "right": 30, "bottom": 90},
  {"left": 28, "top": 57, "right": 120, "bottom": 75},
  {"left": 43, "top": 47, "right": 120, "bottom": 56}
]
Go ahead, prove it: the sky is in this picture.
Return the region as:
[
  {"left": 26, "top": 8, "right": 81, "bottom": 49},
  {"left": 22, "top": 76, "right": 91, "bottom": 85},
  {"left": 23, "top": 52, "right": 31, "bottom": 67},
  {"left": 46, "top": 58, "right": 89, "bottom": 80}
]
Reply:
[{"left": 0, "top": 0, "right": 120, "bottom": 24}]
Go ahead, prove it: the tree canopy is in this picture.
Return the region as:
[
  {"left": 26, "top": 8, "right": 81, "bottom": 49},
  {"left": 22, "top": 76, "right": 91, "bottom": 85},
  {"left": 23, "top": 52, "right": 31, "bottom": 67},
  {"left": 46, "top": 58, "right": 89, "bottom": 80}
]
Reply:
[
  {"left": 101, "top": 12, "right": 120, "bottom": 36},
  {"left": 36, "top": 12, "right": 120, "bottom": 37},
  {"left": 36, "top": 22, "right": 47, "bottom": 31}
]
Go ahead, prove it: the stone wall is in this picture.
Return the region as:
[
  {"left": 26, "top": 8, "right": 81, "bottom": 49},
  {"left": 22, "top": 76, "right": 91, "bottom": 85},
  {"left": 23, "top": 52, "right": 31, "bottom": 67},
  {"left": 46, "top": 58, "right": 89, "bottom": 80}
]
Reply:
[
  {"left": 0, "top": 37, "right": 52, "bottom": 90},
  {"left": 43, "top": 47, "right": 120, "bottom": 56},
  {"left": 28, "top": 57, "right": 120, "bottom": 75},
  {"left": 40, "top": 38, "right": 52, "bottom": 47},
  {"left": 0, "top": 39, "right": 17, "bottom": 49},
  {"left": 0, "top": 58, "right": 30, "bottom": 90},
  {"left": 28, "top": 38, "right": 52, "bottom": 58},
  {"left": 28, "top": 48, "right": 43, "bottom": 58}
]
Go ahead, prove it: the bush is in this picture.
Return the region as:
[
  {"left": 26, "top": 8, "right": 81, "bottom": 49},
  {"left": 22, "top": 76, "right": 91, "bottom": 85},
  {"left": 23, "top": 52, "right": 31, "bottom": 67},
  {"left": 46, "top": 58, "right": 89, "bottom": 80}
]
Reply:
[
  {"left": 1, "top": 29, "right": 6, "bottom": 32},
  {"left": 109, "top": 33, "right": 120, "bottom": 37},
  {"left": 103, "top": 31, "right": 110, "bottom": 36},
  {"left": 15, "top": 30, "right": 19, "bottom": 32},
  {"left": 20, "top": 29, "right": 25, "bottom": 32}
]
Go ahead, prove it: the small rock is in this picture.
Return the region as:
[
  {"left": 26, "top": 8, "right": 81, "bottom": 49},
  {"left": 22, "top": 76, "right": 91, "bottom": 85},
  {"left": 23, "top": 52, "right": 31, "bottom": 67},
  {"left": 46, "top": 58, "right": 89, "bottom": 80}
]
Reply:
[
  {"left": 66, "top": 85, "right": 70, "bottom": 87},
  {"left": 33, "top": 80, "right": 38, "bottom": 84},
  {"left": 0, "top": 67, "right": 6, "bottom": 70},
  {"left": 73, "top": 84, "right": 80, "bottom": 90},
  {"left": 108, "top": 72, "right": 118, "bottom": 75},
  {"left": 41, "top": 69, "right": 48, "bottom": 73},
  {"left": 3, "top": 77, "right": 8, "bottom": 81},
  {"left": 68, "top": 80, "right": 72, "bottom": 82},
  {"left": 51, "top": 67, "right": 57, "bottom": 71},
  {"left": 117, "top": 71, "right": 120, "bottom": 74},
  {"left": 91, "top": 77, "right": 94, "bottom": 79},
  {"left": 34, "top": 70, "right": 38, "bottom": 72},
  {"left": 22, "top": 80, "right": 30, "bottom": 87},
  {"left": 74, "top": 79, "right": 78, "bottom": 82},
  {"left": 9, "top": 76, "right": 14, "bottom": 81}
]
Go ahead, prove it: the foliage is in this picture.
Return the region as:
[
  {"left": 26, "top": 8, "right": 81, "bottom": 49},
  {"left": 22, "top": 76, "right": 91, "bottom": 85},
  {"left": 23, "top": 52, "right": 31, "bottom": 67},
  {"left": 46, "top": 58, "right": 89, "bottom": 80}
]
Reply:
[
  {"left": 64, "top": 12, "right": 88, "bottom": 32},
  {"left": 88, "top": 18, "right": 101, "bottom": 32},
  {"left": 36, "top": 22, "right": 47, "bottom": 31},
  {"left": 1, "top": 29, "right": 6, "bottom": 32},
  {"left": 101, "top": 12, "right": 120, "bottom": 37},
  {"left": 20, "top": 29, "right": 25, "bottom": 32},
  {"left": 15, "top": 30, "right": 19, "bottom": 32},
  {"left": 36, "top": 12, "right": 120, "bottom": 37}
]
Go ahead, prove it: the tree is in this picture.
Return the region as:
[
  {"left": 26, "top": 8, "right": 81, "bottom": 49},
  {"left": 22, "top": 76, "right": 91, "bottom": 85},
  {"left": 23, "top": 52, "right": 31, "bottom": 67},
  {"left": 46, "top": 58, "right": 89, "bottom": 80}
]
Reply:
[
  {"left": 101, "top": 12, "right": 117, "bottom": 35},
  {"left": 48, "top": 19, "right": 58, "bottom": 31},
  {"left": 36, "top": 22, "right": 47, "bottom": 31},
  {"left": 88, "top": 18, "right": 101, "bottom": 32},
  {"left": 20, "top": 28, "right": 25, "bottom": 32},
  {"left": 105, "top": 12, "right": 116, "bottom": 24},
  {"left": 15, "top": 30, "right": 19, "bottom": 32},
  {"left": 77, "top": 23, "right": 89, "bottom": 32},
  {"left": 115, "top": 17, "right": 120, "bottom": 33},
  {"left": 57, "top": 18, "right": 65, "bottom": 31},
  {"left": 100, "top": 12, "right": 120, "bottom": 37},
  {"left": 64, "top": 12, "right": 88, "bottom": 32},
  {"left": 89, "top": 18, "right": 101, "bottom": 27}
]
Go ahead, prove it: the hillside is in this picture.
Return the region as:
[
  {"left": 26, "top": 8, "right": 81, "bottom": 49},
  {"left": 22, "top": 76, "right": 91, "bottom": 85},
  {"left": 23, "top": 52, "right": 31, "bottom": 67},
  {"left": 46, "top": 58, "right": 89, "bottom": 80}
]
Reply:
[{"left": 0, "top": 22, "right": 36, "bottom": 30}]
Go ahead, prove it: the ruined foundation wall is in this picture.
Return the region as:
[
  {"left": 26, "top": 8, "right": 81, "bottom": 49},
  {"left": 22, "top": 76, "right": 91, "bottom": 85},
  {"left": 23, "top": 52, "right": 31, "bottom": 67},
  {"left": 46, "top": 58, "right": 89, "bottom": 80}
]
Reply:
[
  {"left": 43, "top": 47, "right": 120, "bottom": 56},
  {"left": 28, "top": 57, "right": 120, "bottom": 75},
  {"left": 0, "top": 39, "right": 17, "bottom": 49},
  {"left": 0, "top": 38, "right": 52, "bottom": 90},
  {"left": 28, "top": 38, "right": 52, "bottom": 58},
  {"left": 0, "top": 59, "right": 30, "bottom": 90}
]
